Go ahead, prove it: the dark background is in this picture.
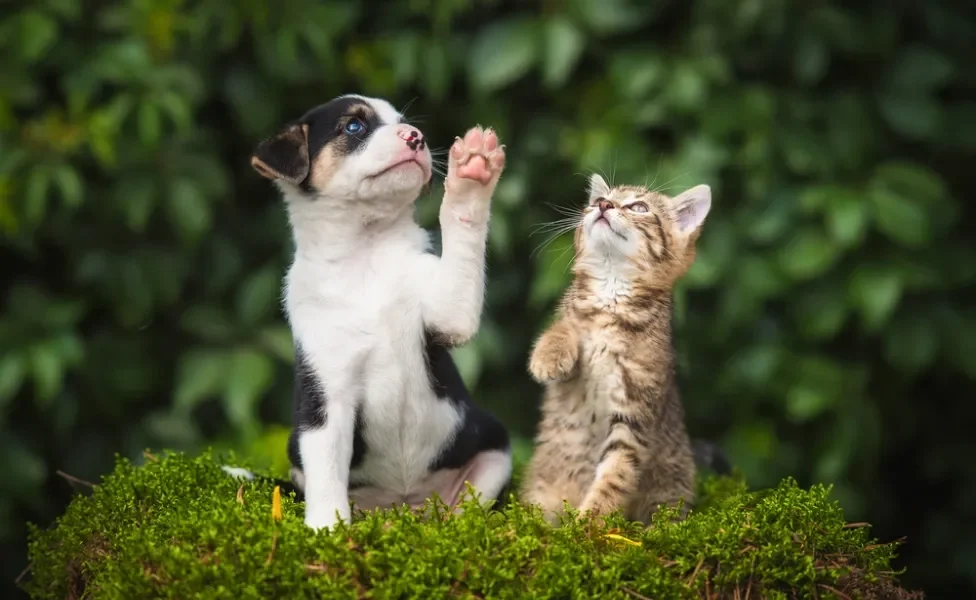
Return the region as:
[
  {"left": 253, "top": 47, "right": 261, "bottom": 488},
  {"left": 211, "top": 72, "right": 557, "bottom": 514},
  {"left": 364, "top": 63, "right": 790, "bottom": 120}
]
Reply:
[{"left": 2, "top": 0, "right": 975, "bottom": 597}]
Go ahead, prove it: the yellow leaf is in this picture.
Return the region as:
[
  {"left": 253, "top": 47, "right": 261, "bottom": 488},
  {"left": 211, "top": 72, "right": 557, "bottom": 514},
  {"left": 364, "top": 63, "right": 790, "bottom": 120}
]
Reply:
[
  {"left": 271, "top": 485, "right": 283, "bottom": 521},
  {"left": 603, "top": 533, "right": 641, "bottom": 547}
]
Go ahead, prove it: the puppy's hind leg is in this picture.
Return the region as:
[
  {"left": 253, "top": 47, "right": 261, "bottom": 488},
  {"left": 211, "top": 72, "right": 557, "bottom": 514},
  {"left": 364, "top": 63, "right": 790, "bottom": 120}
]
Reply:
[{"left": 453, "top": 448, "right": 513, "bottom": 510}]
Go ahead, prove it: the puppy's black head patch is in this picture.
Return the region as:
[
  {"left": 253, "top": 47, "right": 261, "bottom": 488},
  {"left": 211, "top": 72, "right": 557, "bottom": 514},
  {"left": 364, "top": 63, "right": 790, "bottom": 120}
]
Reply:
[{"left": 253, "top": 95, "right": 399, "bottom": 194}]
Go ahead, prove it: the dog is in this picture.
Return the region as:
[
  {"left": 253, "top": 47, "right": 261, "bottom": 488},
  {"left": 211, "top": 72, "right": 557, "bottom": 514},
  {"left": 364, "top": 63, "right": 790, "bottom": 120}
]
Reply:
[{"left": 227, "top": 94, "right": 512, "bottom": 531}]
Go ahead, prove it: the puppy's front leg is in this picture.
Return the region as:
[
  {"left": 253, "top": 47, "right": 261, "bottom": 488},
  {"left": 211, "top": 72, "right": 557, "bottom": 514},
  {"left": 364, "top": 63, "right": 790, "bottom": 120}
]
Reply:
[
  {"left": 299, "top": 394, "right": 356, "bottom": 531},
  {"left": 419, "top": 127, "right": 506, "bottom": 346}
]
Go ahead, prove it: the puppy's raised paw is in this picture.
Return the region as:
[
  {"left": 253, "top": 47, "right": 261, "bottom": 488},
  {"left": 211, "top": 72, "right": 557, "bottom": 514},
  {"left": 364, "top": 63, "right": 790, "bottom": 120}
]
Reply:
[{"left": 446, "top": 126, "right": 506, "bottom": 195}]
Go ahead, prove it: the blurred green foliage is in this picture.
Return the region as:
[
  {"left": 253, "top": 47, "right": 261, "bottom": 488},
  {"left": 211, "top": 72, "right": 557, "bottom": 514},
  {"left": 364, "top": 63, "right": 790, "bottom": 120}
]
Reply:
[{"left": 1, "top": 0, "right": 974, "bottom": 597}]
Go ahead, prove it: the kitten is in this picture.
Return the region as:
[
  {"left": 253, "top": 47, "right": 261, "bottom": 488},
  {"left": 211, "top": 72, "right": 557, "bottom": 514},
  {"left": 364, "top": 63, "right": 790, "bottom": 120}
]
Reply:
[{"left": 520, "top": 174, "right": 711, "bottom": 525}]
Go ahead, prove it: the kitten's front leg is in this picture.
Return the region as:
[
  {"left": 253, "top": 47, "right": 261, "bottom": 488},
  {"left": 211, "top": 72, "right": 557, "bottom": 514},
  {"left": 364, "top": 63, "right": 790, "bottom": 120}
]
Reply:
[
  {"left": 419, "top": 127, "right": 506, "bottom": 346},
  {"left": 579, "top": 413, "right": 646, "bottom": 519},
  {"left": 528, "top": 319, "right": 580, "bottom": 382}
]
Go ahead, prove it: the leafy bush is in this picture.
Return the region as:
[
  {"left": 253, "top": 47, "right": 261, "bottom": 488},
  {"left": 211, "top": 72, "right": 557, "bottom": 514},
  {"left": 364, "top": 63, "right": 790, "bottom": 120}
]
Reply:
[
  {"left": 2, "top": 1, "right": 974, "bottom": 598},
  {"left": 24, "top": 451, "right": 920, "bottom": 600}
]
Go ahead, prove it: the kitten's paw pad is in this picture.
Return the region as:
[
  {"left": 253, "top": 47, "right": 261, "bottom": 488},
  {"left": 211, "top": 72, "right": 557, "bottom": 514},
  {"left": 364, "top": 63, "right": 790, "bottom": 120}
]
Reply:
[
  {"left": 529, "top": 341, "right": 578, "bottom": 383},
  {"left": 447, "top": 126, "right": 506, "bottom": 192}
]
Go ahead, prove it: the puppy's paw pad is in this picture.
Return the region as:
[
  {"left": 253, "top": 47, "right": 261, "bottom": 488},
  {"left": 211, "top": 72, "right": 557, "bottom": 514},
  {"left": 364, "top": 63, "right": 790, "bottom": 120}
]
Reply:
[{"left": 448, "top": 126, "right": 506, "bottom": 189}]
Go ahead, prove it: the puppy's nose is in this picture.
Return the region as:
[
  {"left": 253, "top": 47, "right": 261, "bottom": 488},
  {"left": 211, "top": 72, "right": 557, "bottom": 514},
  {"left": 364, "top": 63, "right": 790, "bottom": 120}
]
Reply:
[
  {"left": 598, "top": 200, "right": 614, "bottom": 213},
  {"left": 397, "top": 125, "right": 426, "bottom": 151}
]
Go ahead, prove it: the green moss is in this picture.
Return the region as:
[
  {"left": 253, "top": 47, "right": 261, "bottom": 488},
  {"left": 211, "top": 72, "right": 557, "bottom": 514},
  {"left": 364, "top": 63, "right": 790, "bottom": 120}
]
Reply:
[{"left": 24, "top": 451, "right": 921, "bottom": 599}]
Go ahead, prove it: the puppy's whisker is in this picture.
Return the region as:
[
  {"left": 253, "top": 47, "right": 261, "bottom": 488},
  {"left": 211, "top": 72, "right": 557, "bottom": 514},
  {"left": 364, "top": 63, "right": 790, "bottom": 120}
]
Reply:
[{"left": 400, "top": 97, "right": 419, "bottom": 115}]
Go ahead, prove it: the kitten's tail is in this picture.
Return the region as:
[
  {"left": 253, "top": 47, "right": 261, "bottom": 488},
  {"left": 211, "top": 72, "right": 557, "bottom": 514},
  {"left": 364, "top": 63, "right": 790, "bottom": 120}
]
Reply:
[
  {"left": 220, "top": 465, "right": 302, "bottom": 498},
  {"left": 691, "top": 439, "right": 732, "bottom": 476}
]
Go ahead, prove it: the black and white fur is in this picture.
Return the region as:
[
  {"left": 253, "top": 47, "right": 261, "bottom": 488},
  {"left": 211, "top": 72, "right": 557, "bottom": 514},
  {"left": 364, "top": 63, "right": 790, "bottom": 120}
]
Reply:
[{"left": 233, "top": 94, "right": 512, "bottom": 531}]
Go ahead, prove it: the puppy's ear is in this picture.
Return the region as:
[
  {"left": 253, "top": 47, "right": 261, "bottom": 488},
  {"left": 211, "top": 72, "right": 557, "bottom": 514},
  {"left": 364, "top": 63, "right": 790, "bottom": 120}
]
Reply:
[{"left": 250, "top": 124, "right": 310, "bottom": 185}]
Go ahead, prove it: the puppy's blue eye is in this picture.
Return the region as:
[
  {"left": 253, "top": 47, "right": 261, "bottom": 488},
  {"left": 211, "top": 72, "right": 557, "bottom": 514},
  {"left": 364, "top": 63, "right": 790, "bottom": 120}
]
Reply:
[{"left": 344, "top": 118, "right": 365, "bottom": 135}]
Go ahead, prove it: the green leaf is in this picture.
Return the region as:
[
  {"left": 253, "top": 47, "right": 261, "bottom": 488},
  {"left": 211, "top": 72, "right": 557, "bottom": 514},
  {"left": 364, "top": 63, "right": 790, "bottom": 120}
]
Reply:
[
  {"left": 468, "top": 19, "right": 539, "bottom": 92},
  {"left": 390, "top": 33, "right": 420, "bottom": 87},
  {"left": 173, "top": 349, "right": 227, "bottom": 415},
  {"left": 848, "top": 265, "right": 903, "bottom": 331},
  {"left": 610, "top": 51, "right": 666, "bottom": 100},
  {"left": 258, "top": 326, "right": 294, "bottom": 364},
  {"left": 116, "top": 177, "right": 157, "bottom": 232},
  {"left": 28, "top": 344, "right": 63, "bottom": 406},
  {"left": 939, "top": 309, "right": 976, "bottom": 379},
  {"left": 793, "top": 286, "right": 848, "bottom": 340},
  {"left": 156, "top": 91, "right": 192, "bottom": 133},
  {"left": 776, "top": 227, "right": 841, "bottom": 280},
  {"left": 793, "top": 34, "right": 828, "bottom": 85},
  {"left": 422, "top": 42, "right": 450, "bottom": 101},
  {"left": 667, "top": 63, "right": 708, "bottom": 112},
  {"left": 541, "top": 17, "right": 585, "bottom": 89},
  {"left": 449, "top": 344, "right": 482, "bottom": 389},
  {"left": 19, "top": 11, "right": 59, "bottom": 61},
  {"left": 166, "top": 178, "right": 212, "bottom": 244},
  {"left": 573, "top": 0, "right": 654, "bottom": 35},
  {"left": 236, "top": 264, "right": 281, "bottom": 326},
  {"left": 0, "top": 354, "right": 26, "bottom": 408},
  {"left": 884, "top": 315, "right": 938, "bottom": 373},
  {"left": 24, "top": 166, "right": 51, "bottom": 227},
  {"left": 825, "top": 190, "right": 868, "bottom": 247},
  {"left": 52, "top": 165, "right": 83, "bottom": 208},
  {"left": 222, "top": 349, "right": 275, "bottom": 428},
  {"left": 137, "top": 101, "right": 162, "bottom": 146},
  {"left": 878, "top": 94, "right": 942, "bottom": 140},
  {"left": 868, "top": 186, "right": 930, "bottom": 248},
  {"left": 180, "top": 305, "right": 237, "bottom": 343},
  {"left": 528, "top": 234, "right": 574, "bottom": 307},
  {"left": 786, "top": 385, "right": 831, "bottom": 423},
  {"left": 886, "top": 46, "right": 955, "bottom": 92},
  {"left": 872, "top": 162, "right": 947, "bottom": 207}
]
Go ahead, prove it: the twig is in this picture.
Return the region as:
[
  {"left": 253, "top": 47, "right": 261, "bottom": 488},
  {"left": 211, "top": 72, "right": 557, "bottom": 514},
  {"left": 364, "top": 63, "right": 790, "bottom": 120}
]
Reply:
[
  {"left": 56, "top": 470, "right": 94, "bottom": 488},
  {"left": 14, "top": 562, "right": 31, "bottom": 585},
  {"left": 143, "top": 451, "right": 159, "bottom": 463},
  {"left": 236, "top": 484, "right": 245, "bottom": 506},
  {"left": 818, "top": 584, "right": 852, "bottom": 600},
  {"left": 621, "top": 587, "right": 652, "bottom": 600},
  {"left": 265, "top": 530, "right": 279, "bottom": 566},
  {"left": 686, "top": 556, "right": 705, "bottom": 587},
  {"left": 842, "top": 522, "right": 869, "bottom": 529}
]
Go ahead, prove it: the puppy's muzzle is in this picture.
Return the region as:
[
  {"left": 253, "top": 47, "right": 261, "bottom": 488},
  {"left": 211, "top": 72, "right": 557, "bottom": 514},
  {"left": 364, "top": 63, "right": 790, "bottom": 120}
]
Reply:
[{"left": 397, "top": 126, "right": 426, "bottom": 151}]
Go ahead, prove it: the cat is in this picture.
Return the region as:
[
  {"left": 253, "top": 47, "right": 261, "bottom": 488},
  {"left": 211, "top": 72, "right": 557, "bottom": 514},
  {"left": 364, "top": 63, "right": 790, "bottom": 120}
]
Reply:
[{"left": 520, "top": 173, "right": 711, "bottom": 525}]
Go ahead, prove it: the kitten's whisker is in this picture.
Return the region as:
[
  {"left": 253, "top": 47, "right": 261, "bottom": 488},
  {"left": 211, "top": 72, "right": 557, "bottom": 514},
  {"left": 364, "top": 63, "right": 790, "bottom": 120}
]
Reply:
[
  {"left": 651, "top": 172, "right": 689, "bottom": 195},
  {"left": 531, "top": 229, "right": 576, "bottom": 259}
]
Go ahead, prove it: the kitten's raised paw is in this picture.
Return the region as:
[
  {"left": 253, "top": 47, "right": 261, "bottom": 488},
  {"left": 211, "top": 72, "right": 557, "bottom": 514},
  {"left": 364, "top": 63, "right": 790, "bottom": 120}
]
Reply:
[
  {"left": 529, "top": 338, "right": 579, "bottom": 383},
  {"left": 446, "top": 126, "right": 506, "bottom": 195}
]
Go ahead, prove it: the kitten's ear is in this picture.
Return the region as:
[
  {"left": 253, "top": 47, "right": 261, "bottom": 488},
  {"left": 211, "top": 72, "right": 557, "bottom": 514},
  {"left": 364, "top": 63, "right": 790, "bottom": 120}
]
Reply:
[
  {"left": 672, "top": 184, "right": 711, "bottom": 235},
  {"left": 587, "top": 173, "right": 611, "bottom": 203},
  {"left": 250, "top": 123, "right": 310, "bottom": 185}
]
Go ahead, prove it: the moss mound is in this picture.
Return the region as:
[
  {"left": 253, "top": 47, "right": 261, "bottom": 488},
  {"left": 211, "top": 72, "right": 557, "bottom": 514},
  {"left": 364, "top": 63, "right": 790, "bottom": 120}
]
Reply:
[{"left": 24, "top": 451, "right": 921, "bottom": 599}]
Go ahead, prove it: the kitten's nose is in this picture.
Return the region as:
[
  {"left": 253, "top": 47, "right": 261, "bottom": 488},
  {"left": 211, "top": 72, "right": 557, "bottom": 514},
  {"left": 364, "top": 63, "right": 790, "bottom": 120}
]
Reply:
[{"left": 598, "top": 200, "right": 614, "bottom": 213}]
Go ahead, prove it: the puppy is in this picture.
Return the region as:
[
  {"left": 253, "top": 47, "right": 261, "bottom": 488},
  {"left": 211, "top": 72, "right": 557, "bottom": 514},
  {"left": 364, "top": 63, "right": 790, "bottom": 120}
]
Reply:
[{"left": 236, "top": 94, "right": 511, "bottom": 531}]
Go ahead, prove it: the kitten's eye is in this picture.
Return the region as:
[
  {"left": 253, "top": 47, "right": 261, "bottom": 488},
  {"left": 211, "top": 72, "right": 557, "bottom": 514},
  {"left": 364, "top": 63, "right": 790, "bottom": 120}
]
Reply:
[
  {"left": 344, "top": 118, "right": 365, "bottom": 135},
  {"left": 627, "top": 202, "right": 649, "bottom": 213}
]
